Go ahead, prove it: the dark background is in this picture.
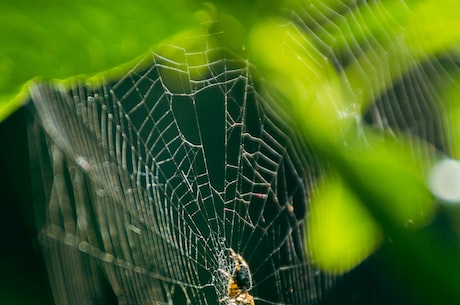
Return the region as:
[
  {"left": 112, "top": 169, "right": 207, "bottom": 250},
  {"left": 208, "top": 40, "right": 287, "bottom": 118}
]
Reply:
[{"left": 0, "top": 107, "right": 53, "bottom": 305}]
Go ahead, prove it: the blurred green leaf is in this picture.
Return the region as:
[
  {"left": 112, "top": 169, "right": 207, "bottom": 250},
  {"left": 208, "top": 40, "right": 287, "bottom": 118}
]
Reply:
[
  {"left": 248, "top": 19, "right": 353, "bottom": 144},
  {"left": 330, "top": 136, "right": 460, "bottom": 305},
  {"left": 306, "top": 132, "right": 437, "bottom": 273},
  {"left": 244, "top": 0, "right": 458, "bottom": 278},
  {"left": 344, "top": 0, "right": 460, "bottom": 111},
  {"left": 0, "top": 0, "right": 199, "bottom": 121},
  {"left": 307, "top": 175, "right": 382, "bottom": 273},
  {"left": 338, "top": 136, "right": 436, "bottom": 228},
  {"left": 442, "top": 71, "right": 460, "bottom": 159},
  {"left": 405, "top": 0, "right": 460, "bottom": 58}
]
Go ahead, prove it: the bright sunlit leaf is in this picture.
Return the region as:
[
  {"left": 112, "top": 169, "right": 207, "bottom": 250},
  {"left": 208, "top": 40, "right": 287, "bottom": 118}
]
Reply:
[
  {"left": 336, "top": 134, "right": 437, "bottom": 229},
  {"left": 307, "top": 133, "right": 437, "bottom": 274},
  {"left": 0, "top": 0, "right": 198, "bottom": 121},
  {"left": 405, "top": 0, "right": 460, "bottom": 58},
  {"left": 248, "top": 19, "right": 354, "bottom": 144},
  {"left": 307, "top": 175, "right": 382, "bottom": 274},
  {"left": 442, "top": 71, "right": 460, "bottom": 160},
  {"left": 340, "top": 0, "right": 460, "bottom": 112}
]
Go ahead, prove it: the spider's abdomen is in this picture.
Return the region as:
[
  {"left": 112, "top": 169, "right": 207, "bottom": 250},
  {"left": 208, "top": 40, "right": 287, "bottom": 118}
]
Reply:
[{"left": 234, "top": 265, "right": 251, "bottom": 290}]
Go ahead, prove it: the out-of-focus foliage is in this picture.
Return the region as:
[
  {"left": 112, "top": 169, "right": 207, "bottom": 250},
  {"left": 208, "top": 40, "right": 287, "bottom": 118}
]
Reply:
[
  {"left": 444, "top": 71, "right": 460, "bottom": 159},
  {"left": 307, "top": 175, "right": 382, "bottom": 273},
  {"left": 241, "top": 0, "right": 460, "bottom": 303},
  {"left": 244, "top": 0, "right": 459, "bottom": 272},
  {"left": 248, "top": 20, "right": 349, "bottom": 143},
  {"left": 307, "top": 135, "right": 436, "bottom": 273},
  {"left": 0, "top": 0, "right": 199, "bottom": 121}
]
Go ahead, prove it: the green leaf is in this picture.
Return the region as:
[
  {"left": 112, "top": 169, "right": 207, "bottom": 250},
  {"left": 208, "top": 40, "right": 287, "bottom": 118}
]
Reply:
[
  {"left": 0, "top": 0, "right": 198, "bottom": 121},
  {"left": 307, "top": 175, "right": 382, "bottom": 273},
  {"left": 307, "top": 133, "right": 437, "bottom": 274},
  {"left": 248, "top": 19, "right": 352, "bottom": 144}
]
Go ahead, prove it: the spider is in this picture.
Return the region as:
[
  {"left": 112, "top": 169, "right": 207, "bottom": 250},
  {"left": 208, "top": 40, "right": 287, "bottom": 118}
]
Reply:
[{"left": 219, "top": 248, "right": 255, "bottom": 305}]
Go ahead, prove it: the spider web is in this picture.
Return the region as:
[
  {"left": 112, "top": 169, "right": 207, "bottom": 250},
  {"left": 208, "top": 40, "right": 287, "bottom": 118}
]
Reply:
[
  {"left": 27, "top": 1, "right": 459, "bottom": 305},
  {"left": 28, "top": 32, "right": 329, "bottom": 305}
]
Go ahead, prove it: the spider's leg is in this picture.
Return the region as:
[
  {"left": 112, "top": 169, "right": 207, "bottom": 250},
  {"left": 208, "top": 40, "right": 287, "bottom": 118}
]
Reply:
[{"left": 218, "top": 268, "right": 232, "bottom": 279}]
